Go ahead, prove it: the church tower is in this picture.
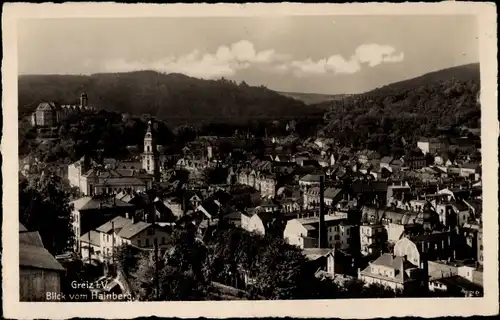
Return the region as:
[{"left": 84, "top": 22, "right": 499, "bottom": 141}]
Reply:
[
  {"left": 142, "top": 120, "right": 157, "bottom": 176},
  {"left": 80, "top": 92, "right": 88, "bottom": 108}
]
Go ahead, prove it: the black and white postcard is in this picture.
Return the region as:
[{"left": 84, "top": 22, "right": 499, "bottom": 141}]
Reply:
[{"left": 2, "top": 2, "right": 498, "bottom": 319}]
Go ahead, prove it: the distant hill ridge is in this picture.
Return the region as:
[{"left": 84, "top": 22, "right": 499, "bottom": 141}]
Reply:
[
  {"left": 277, "top": 91, "right": 351, "bottom": 105},
  {"left": 363, "top": 63, "right": 480, "bottom": 96},
  {"left": 18, "top": 70, "right": 323, "bottom": 126},
  {"left": 315, "top": 62, "right": 481, "bottom": 154},
  {"left": 277, "top": 63, "right": 480, "bottom": 105}
]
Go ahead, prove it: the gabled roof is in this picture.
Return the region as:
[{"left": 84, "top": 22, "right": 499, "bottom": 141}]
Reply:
[
  {"left": 36, "top": 101, "right": 59, "bottom": 111},
  {"left": 19, "top": 231, "right": 44, "bottom": 247},
  {"left": 381, "top": 156, "right": 394, "bottom": 164},
  {"left": 117, "top": 221, "right": 152, "bottom": 239},
  {"left": 197, "top": 200, "right": 221, "bottom": 219},
  {"left": 19, "top": 230, "right": 65, "bottom": 272},
  {"left": 461, "top": 163, "right": 480, "bottom": 170},
  {"left": 361, "top": 253, "right": 418, "bottom": 284},
  {"left": 432, "top": 275, "right": 483, "bottom": 292},
  {"left": 300, "top": 174, "right": 323, "bottom": 182},
  {"left": 96, "top": 216, "right": 132, "bottom": 233},
  {"left": 324, "top": 188, "right": 342, "bottom": 200},
  {"left": 19, "top": 223, "right": 28, "bottom": 232},
  {"left": 72, "top": 196, "right": 134, "bottom": 211},
  {"left": 80, "top": 230, "right": 101, "bottom": 246}
]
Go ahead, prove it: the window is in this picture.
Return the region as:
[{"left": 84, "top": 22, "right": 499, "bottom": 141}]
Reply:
[
  {"left": 334, "top": 235, "right": 340, "bottom": 241},
  {"left": 107, "top": 234, "right": 110, "bottom": 242},
  {"left": 480, "top": 245, "right": 483, "bottom": 250},
  {"left": 137, "top": 239, "right": 141, "bottom": 247},
  {"left": 147, "top": 146, "right": 150, "bottom": 152},
  {"left": 146, "top": 239, "right": 150, "bottom": 247}
]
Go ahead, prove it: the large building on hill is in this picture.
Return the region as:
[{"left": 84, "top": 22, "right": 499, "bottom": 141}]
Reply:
[{"left": 30, "top": 92, "right": 96, "bottom": 127}]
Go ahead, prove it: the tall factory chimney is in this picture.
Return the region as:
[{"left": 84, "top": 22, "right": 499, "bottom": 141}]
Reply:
[{"left": 319, "top": 175, "right": 326, "bottom": 248}]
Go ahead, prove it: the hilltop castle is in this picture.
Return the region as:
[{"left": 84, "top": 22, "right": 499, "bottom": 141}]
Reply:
[{"left": 31, "top": 92, "right": 96, "bottom": 127}]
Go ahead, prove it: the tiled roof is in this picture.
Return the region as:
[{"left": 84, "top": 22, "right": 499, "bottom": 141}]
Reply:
[
  {"left": 36, "top": 101, "right": 58, "bottom": 111},
  {"left": 19, "top": 231, "right": 44, "bottom": 247},
  {"left": 117, "top": 221, "right": 152, "bottom": 239},
  {"left": 300, "top": 174, "right": 323, "bottom": 182},
  {"left": 433, "top": 275, "right": 483, "bottom": 292},
  {"left": 381, "top": 156, "right": 394, "bottom": 164},
  {"left": 19, "top": 232, "right": 65, "bottom": 272},
  {"left": 324, "top": 188, "right": 342, "bottom": 200},
  {"left": 360, "top": 253, "right": 418, "bottom": 284},
  {"left": 72, "top": 196, "right": 134, "bottom": 211},
  {"left": 94, "top": 177, "right": 146, "bottom": 187},
  {"left": 80, "top": 230, "right": 101, "bottom": 246},
  {"left": 96, "top": 216, "right": 132, "bottom": 233}
]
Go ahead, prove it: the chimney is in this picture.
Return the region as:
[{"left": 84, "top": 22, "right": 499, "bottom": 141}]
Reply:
[
  {"left": 319, "top": 175, "right": 326, "bottom": 249},
  {"left": 420, "top": 253, "right": 429, "bottom": 293},
  {"left": 132, "top": 214, "right": 136, "bottom": 224}
]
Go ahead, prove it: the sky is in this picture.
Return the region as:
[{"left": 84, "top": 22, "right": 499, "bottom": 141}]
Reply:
[{"left": 17, "top": 15, "right": 479, "bottom": 94}]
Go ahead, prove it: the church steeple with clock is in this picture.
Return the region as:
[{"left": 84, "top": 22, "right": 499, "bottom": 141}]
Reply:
[{"left": 142, "top": 120, "right": 158, "bottom": 178}]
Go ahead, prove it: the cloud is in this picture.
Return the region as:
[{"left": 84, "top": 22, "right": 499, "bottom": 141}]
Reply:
[
  {"left": 104, "top": 40, "right": 287, "bottom": 79},
  {"left": 103, "top": 41, "right": 404, "bottom": 79},
  {"left": 288, "top": 44, "right": 404, "bottom": 77},
  {"left": 354, "top": 44, "right": 404, "bottom": 67}
]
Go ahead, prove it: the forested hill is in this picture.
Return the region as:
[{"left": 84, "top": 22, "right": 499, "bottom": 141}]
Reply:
[
  {"left": 363, "top": 63, "right": 480, "bottom": 97},
  {"left": 277, "top": 91, "right": 351, "bottom": 105},
  {"left": 18, "top": 71, "right": 323, "bottom": 126},
  {"left": 316, "top": 63, "right": 481, "bottom": 156}
]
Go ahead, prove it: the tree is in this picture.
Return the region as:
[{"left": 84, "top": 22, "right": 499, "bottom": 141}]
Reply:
[
  {"left": 19, "top": 170, "right": 75, "bottom": 254},
  {"left": 250, "top": 237, "right": 315, "bottom": 299},
  {"left": 114, "top": 244, "right": 142, "bottom": 278},
  {"left": 174, "top": 125, "right": 198, "bottom": 144},
  {"left": 130, "top": 251, "right": 158, "bottom": 301}
]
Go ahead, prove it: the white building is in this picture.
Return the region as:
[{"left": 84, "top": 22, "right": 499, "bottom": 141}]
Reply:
[
  {"left": 95, "top": 215, "right": 171, "bottom": 262},
  {"left": 283, "top": 214, "right": 353, "bottom": 250},
  {"left": 360, "top": 224, "right": 387, "bottom": 256}
]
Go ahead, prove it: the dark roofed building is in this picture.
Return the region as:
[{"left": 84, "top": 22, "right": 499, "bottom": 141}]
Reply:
[
  {"left": 19, "top": 227, "right": 66, "bottom": 301},
  {"left": 359, "top": 253, "right": 424, "bottom": 292}
]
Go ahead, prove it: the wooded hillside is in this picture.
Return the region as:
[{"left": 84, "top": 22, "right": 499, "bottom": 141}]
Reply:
[
  {"left": 316, "top": 63, "right": 481, "bottom": 155},
  {"left": 18, "top": 71, "right": 323, "bottom": 126}
]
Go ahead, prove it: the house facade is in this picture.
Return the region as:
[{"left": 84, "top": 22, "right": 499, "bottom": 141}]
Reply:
[
  {"left": 96, "top": 215, "right": 172, "bottom": 262},
  {"left": 19, "top": 228, "right": 66, "bottom": 301},
  {"left": 360, "top": 224, "right": 387, "bottom": 256}
]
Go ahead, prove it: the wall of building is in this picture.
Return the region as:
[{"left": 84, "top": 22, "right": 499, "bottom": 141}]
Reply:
[
  {"left": 80, "top": 242, "right": 103, "bottom": 263},
  {"left": 360, "top": 224, "right": 386, "bottom": 256},
  {"left": 164, "top": 200, "right": 184, "bottom": 218},
  {"left": 246, "top": 215, "right": 266, "bottom": 235},
  {"left": 67, "top": 163, "right": 81, "bottom": 189},
  {"left": 240, "top": 214, "right": 251, "bottom": 231},
  {"left": 385, "top": 223, "right": 405, "bottom": 243},
  {"left": 130, "top": 226, "right": 172, "bottom": 248},
  {"left": 327, "top": 224, "right": 352, "bottom": 250},
  {"left": 360, "top": 273, "right": 403, "bottom": 291},
  {"left": 20, "top": 267, "right": 62, "bottom": 301},
  {"left": 477, "top": 230, "right": 483, "bottom": 265},
  {"left": 283, "top": 220, "right": 308, "bottom": 248}
]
